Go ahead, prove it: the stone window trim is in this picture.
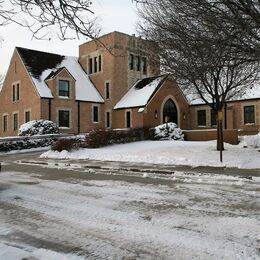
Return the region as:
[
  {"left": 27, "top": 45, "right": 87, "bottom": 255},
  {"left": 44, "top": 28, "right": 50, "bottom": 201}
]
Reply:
[
  {"left": 136, "top": 56, "right": 141, "bottom": 71},
  {"left": 57, "top": 108, "right": 71, "bottom": 129},
  {"left": 57, "top": 78, "right": 72, "bottom": 99},
  {"left": 210, "top": 109, "right": 217, "bottom": 128},
  {"left": 242, "top": 104, "right": 256, "bottom": 125},
  {"left": 24, "top": 109, "right": 31, "bottom": 123},
  {"left": 2, "top": 113, "right": 8, "bottom": 132},
  {"left": 88, "top": 53, "right": 103, "bottom": 75},
  {"left": 92, "top": 104, "right": 100, "bottom": 124},
  {"left": 142, "top": 57, "right": 147, "bottom": 74},
  {"left": 104, "top": 81, "right": 111, "bottom": 100},
  {"left": 12, "top": 81, "right": 20, "bottom": 102},
  {"left": 125, "top": 109, "right": 132, "bottom": 128},
  {"left": 129, "top": 54, "right": 134, "bottom": 70},
  {"left": 105, "top": 110, "right": 112, "bottom": 128},
  {"left": 129, "top": 54, "right": 148, "bottom": 74},
  {"left": 160, "top": 95, "right": 180, "bottom": 126},
  {"left": 197, "top": 109, "right": 207, "bottom": 127},
  {"left": 12, "top": 111, "right": 19, "bottom": 132}
]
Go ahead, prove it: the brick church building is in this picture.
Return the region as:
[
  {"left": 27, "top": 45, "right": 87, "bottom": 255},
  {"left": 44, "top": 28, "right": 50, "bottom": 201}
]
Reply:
[{"left": 0, "top": 31, "right": 259, "bottom": 137}]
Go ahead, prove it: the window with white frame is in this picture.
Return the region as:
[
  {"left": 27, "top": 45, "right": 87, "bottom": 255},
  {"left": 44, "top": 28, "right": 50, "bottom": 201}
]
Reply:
[{"left": 58, "top": 110, "right": 70, "bottom": 128}]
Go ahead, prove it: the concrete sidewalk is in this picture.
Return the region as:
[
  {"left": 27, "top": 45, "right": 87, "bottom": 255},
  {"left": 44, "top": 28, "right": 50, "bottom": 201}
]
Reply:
[{"left": 1, "top": 150, "right": 259, "bottom": 177}]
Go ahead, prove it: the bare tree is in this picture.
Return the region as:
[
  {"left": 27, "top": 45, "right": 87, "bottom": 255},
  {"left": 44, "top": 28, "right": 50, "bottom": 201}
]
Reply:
[
  {"left": 0, "top": 0, "right": 100, "bottom": 40},
  {"left": 137, "top": 0, "right": 259, "bottom": 159},
  {"left": 135, "top": 0, "right": 260, "bottom": 60}
]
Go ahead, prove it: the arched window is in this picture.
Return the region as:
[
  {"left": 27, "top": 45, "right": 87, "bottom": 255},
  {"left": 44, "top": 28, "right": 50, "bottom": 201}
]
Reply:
[{"left": 163, "top": 99, "right": 178, "bottom": 124}]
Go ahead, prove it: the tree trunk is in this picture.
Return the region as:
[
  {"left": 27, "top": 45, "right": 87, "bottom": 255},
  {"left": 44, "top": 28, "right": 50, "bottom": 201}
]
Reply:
[{"left": 217, "top": 111, "right": 224, "bottom": 162}]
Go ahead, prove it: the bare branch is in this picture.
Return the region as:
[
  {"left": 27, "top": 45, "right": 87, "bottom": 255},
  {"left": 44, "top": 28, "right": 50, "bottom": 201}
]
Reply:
[{"left": 0, "top": 0, "right": 101, "bottom": 40}]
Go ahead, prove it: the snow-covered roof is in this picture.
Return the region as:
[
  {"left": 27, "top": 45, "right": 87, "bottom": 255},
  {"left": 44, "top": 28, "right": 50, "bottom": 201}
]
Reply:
[
  {"left": 16, "top": 47, "right": 104, "bottom": 103},
  {"left": 114, "top": 75, "right": 168, "bottom": 110},
  {"left": 183, "top": 84, "right": 260, "bottom": 105}
]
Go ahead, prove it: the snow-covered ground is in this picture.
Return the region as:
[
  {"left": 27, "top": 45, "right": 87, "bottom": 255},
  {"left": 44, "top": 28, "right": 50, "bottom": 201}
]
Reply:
[
  {"left": 0, "top": 170, "right": 259, "bottom": 259},
  {"left": 41, "top": 138, "right": 260, "bottom": 169}
]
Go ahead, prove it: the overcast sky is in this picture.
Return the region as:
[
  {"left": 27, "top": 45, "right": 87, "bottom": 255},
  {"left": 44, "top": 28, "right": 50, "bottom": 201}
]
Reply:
[{"left": 0, "top": 1, "right": 138, "bottom": 75}]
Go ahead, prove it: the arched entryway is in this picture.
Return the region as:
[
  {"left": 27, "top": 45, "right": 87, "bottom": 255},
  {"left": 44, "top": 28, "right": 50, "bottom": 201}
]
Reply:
[{"left": 163, "top": 99, "right": 178, "bottom": 124}]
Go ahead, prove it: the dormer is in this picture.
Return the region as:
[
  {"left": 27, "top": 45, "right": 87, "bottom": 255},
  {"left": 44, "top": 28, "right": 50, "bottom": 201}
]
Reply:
[{"left": 45, "top": 67, "right": 76, "bottom": 100}]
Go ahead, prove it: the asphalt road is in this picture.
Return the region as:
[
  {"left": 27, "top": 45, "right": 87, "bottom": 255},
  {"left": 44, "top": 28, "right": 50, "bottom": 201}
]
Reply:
[{"left": 0, "top": 152, "right": 259, "bottom": 259}]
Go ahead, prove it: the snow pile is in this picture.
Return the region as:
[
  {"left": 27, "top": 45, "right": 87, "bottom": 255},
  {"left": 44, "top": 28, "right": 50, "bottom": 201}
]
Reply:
[
  {"left": 240, "top": 132, "right": 260, "bottom": 148},
  {"left": 18, "top": 120, "right": 59, "bottom": 136},
  {"left": 153, "top": 123, "right": 184, "bottom": 141}
]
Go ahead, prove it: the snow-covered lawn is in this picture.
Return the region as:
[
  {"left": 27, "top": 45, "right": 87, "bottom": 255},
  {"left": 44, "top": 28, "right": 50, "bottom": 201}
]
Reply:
[{"left": 41, "top": 139, "right": 260, "bottom": 169}]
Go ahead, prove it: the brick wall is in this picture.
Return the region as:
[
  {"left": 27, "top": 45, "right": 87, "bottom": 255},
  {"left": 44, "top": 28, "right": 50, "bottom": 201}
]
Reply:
[
  {"left": 144, "top": 80, "right": 190, "bottom": 129},
  {"left": 189, "top": 99, "right": 260, "bottom": 133},
  {"left": 79, "top": 31, "right": 159, "bottom": 129},
  {"left": 113, "top": 79, "right": 190, "bottom": 130},
  {"left": 0, "top": 50, "right": 41, "bottom": 137},
  {"left": 183, "top": 129, "right": 239, "bottom": 145}
]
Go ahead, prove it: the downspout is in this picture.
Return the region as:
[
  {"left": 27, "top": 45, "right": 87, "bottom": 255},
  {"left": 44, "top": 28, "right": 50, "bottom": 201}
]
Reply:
[
  {"left": 77, "top": 101, "right": 80, "bottom": 134},
  {"left": 48, "top": 98, "right": 51, "bottom": 121},
  {"left": 224, "top": 102, "right": 227, "bottom": 129}
]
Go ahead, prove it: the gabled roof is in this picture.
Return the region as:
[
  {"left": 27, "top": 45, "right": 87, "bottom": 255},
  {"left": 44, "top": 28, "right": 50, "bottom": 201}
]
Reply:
[
  {"left": 182, "top": 84, "right": 260, "bottom": 105},
  {"left": 114, "top": 75, "right": 168, "bottom": 110},
  {"left": 16, "top": 47, "right": 104, "bottom": 102},
  {"left": 45, "top": 67, "right": 75, "bottom": 81}
]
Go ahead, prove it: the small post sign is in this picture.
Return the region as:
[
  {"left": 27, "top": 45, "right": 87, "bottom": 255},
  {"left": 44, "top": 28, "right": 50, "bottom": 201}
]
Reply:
[{"left": 218, "top": 111, "right": 224, "bottom": 162}]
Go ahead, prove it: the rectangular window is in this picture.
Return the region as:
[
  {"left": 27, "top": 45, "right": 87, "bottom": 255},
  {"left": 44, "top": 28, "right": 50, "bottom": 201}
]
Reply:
[
  {"left": 136, "top": 56, "right": 141, "bottom": 71},
  {"left": 3, "top": 115, "right": 8, "bottom": 132},
  {"left": 105, "top": 82, "right": 110, "bottom": 99},
  {"left": 98, "top": 55, "right": 102, "bottom": 72},
  {"left": 12, "top": 84, "right": 15, "bottom": 101},
  {"left": 126, "top": 111, "right": 131, "bottom": 128},
  {"left": 89, "top": 58, "right": 93, "bottom": 74},
  {"left": 211, "top": 110, "right": 217, "bottom": 127},
  {"left": 12, "top": 83, "right": 20, "bottom": 101},
  {"left": 244, "top": 105, "right": 255, "bottom": 124},
  {"left": 16, "top": 83, "right": 20, "bottom": 101},
  {"left": 106, "top": 111, "right": 110, "bottom": 128},
  {"left": 197, "top": 110, "right": 206, "bottom": 126},
  {"left": 129, "top": 54, "right": 134, "bottom": 70},
  {"left": 58, "top": 80, "right": 70, "bottom": 97},
  {"left": 94, "top": 57, "right": 98, "bottom": 73},
  {"left": 13, "top": 113, "right": 18, "bottom": 131},
  {"left": 142, "top": 57, "right": 147, "bottom": 74},
  {"left": 93, "top": 106, "right": 99, "bottom": 123},
  {"left": 58, "top": 110, "right": 70, "bottom": 128},
  {"left": 25, "top": 111, "right": 30, "bottom": 123}
]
